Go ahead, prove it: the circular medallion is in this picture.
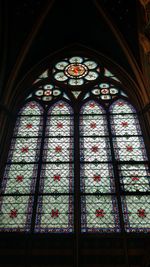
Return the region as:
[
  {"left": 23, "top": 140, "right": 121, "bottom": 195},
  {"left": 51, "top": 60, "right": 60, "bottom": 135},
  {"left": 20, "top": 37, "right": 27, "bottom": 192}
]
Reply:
[
  {"left": 44, "top": 90, "right": 52, "bottom": 96},
  {"left": 35, "top": 90, "right": 43, "bottom": 96},
  {"left": 65, "top": 63, "right": 88, "bottom": 78},
  {"left": 101, "top": 88, "right": 109, "bottom": 94},
  {"left": 53, "top": 56, "right": 100, "bottom": 86},
  {"left": 92, "top": 88, "right": 100, "bottom": 95}
]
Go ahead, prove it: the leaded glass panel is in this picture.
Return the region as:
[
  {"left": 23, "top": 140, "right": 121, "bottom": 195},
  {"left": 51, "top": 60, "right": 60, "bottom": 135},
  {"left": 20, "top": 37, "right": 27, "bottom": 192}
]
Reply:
[
  {"left": 111, "top": 114, "right": 141, "bottom": 136},
  {"left": 14, "top": 116, "right": 43, "bottom": 137},
  {"left": 8, "top": 137, "right": 41, "bottom": 163},
  {"left": 43, "top": 137, "right": 73, "bottom": 162},
  {"left": 1, "top": 164, "right": 37, "bottom": 194},
  {"left": 110, "top": 99, "right": 135, "bottom": 114},
  {"left": 122, "top": 195, "right": 150, "bottom": 232},
  {"left": 80, "top": 163, "right": 115, "bottom": 193},
  {"left": 0, "top": 101, "right": 43, "bottom": 232},
  {"left": 39, "top": 163, "right": 73, "bottom": 193},
  {"left": 81, "top": 195, "right": 120, "bottom": 233},
  {"left": 119, "top": 164, "right": 150, "bottom": 192},
  {"left": 35, "top": 195, "right": 73, "bottom": 233},
  {"left": 53, "top": 56, "right": 100, "bottom": 86},
  {"left": 46, "top": 116, "right": 73, "bottom": 137},
  {"left": 80, "top": 115, "right": 108, "bottom": 136},
  {"left": 0, "top": 195, "right": 34, "bottom": 232},
  {"left": 80, "top": 101, "right": 119, "bottom": 232},
  {"left": 49, "top": 101, "right": 73, "bottom": 115},
  {"left": 111, "top": 99, "right": 150, "bottom": 232},
  {"left": 113, "top": 136, "right": 147, "bottom": 161},
  {"left": 81, "top": 101, "right": 105, "bottom": 115},
  {"left": 80, "top": 137, "right": 111, "bottom": 162},
  {"left": 35, "top": 101, "right": 74, "bottom": 232},
  {"left": 1, "top": 55, "right": 150, "bottom": 236},
  {"left": 19, "top": 101, "right": 43, "bottom": 115}
]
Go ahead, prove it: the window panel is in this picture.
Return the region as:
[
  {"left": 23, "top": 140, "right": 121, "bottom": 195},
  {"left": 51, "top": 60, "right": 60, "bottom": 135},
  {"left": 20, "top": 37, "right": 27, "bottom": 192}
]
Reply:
[
  {"left": 80, "top": 100, "right": 119, "bottom": 232},
  {"left": 111, "top": 114, "right": 141, "bottom": 136},
  {"left": 80, "top": 137, "right": 111, "bottom": 162},
  {"left": 81, "top": 195, "right": 120, "bottom": 233},
  {"left": 1, "top": 164, "right": 37, "bottom": 194},
  {"left": 0, "top": 195, "right": 34, "bottom": 232},
  {"left": 113, "top": 136, "right": 147, "bottom": 161},
  {"left": 39, "top": 163, "right": 73, "bottom": 193},
  {"left": 80, "top": 115, "right": 108, "bottom": 136},
  {"left": 49, "top": 101, "right": 73, "bottom": 115},
  {"left": 14, "top": 116, "right": 43, "bottom": 137},
  {"left": 0, "top": 101, "right": 43, "bottom": 232},
  {"left": 19, "top": 101, "right": 43, "bottom": 115},
  {"left": 80, "top": 163, "right": 115, "bottom": 193},
  {"left": 110, "top": 100, "right": 135, "bottom": 114},
  {"left": 35, "top": 195, "right": 73, "bottom": 233},
  {"left": 46, "top": 116, "right": 73, "bottom": 137},
  {"left": 8, "top": 137, "right": 41, "bottom": 163},
  {"left": 81, "top": 101, "right": 105, "bottom": 115},
  {"left": 110, "top": 99, "right": 150, "bottom": 232},
  {"left": 36, "top": 101, "right": 74, "bottom": 233},
  {"left": 122, "top": 195, "right": 150, "bottom": 232},
  {"left": 119, "top": 164, "right": 150, "bottom": 192},
  {"left": 43, "top": 137, "right": 73, "bottom": 162}
]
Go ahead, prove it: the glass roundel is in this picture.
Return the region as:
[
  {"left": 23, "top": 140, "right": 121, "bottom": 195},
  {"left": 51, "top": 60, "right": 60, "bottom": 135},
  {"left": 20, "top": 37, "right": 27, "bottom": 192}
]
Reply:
[
  {"left": 53, "top": 56, "right": 100, "bottom": 86},
  {"left": 33, "top": 84, "right": 62, "bottom": 102},
  {"left": 65, "top": 64, "right": 88, "bottom": 78}
]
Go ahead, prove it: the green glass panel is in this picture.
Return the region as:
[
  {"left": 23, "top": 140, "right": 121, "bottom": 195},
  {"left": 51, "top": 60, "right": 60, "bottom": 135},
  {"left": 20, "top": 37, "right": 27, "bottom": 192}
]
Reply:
[
  {"left": 0, "top": 195, "right": 33, "bottom": 232},
  {"left": 35, "top": 195, "right": 73, "bottom": 233},
  {"left": 81, "top": 195, "right": 120, "bottom": 232},
  {"left": 2, "top": 164, "right": 37, "bottom": 194},
  {"left": 122, "top": 195, "right": 150, "bottom": 232},
  {"left": 39, "top": 163, "right": 73, "bottom": 193}
]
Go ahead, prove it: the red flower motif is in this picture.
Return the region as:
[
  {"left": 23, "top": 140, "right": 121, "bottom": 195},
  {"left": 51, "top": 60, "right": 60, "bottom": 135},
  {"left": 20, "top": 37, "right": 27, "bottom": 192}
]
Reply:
[
  {"left": 26, "top": 123, "right": 33, "bottom": 129},
  {"left": 45, "top": 90, "right": 51, "bottom": 96},
  {"left": 121, "top": 122, "right": 128, "bottom": 127},
  {"left": 16, "top": 175, "right": 24, "bottom": 182},
  {"left": 54, "top": 175, "right": 61, "bottom": 181},
  {"left": 89, "top": 103, "right": 95, "bottom": 108},
  {"left": 131, "top": 176, "right": 139, "bottom": 181},
  {"left": 101, "top": 89, "right": 108, "bottom": 94},
  {"left": 91, "top": 145, "right": 99, "bottom": 153},
  {"left": 55, "top": 146, "right": 62, "bottom": 153},
  {"left": 9, "top": 209, "right": 18, "bottom": 219},
  {"left": 117, "top": 101, "right": 124, "bottom": 106},
  {"left": 58, "top": 103, "right": 64, "bottom": 108},
  {"left": 96, "top": 209, "right": 105, "bottom": 217},
  {"left": 51, "top": 209, "right": 59, "bottom": 218},
  {"left": 21, "top": 146, "right": 29, "bottom": 153},
  {"left": 137, "top": 209, "right": 146, "bottom": 218},
  {"left": 90, "top": 122, "right": 97, "bottom": 129},
  {"left": 93, "top": 175, "right": 101, "bottom": 182},
  {"left": 126, "top": 145, "right": 133, "bottom": 152},
  {"left": 57, "top": 122, "right": 63, "bottom": 128},
  {"left": 29, "top": 103, "right": 36, "bottom": 109}
]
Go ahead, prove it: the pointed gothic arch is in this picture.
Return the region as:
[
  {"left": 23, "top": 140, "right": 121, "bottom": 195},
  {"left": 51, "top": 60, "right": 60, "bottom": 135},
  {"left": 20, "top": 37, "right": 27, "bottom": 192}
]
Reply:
[{"left": 0, "top": 47, "right": 150, "bottom": 235}]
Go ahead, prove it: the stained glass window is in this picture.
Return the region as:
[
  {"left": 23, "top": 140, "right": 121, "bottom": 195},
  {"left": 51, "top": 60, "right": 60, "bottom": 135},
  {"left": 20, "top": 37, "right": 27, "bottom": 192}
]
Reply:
[
  {"left": 1, "top": 54, "right": 150, "bottom": 234},
  {"left": 0, "top": 101, "right": 43, "bottom": 232},
  {"left": 80, "top": 101, "right": 120, "bottom": 232},
  {"left": 0, "top": 98, "right": 74, "bottom": 233},
  {"left": 110, "top": 99, "right": 150, "bottom": 232},
  {"left": 35, "top": 101, "right": 74, "bottom": 233},
  {"left": 53, "top": 56, "right": 100, "bottom": 86}
]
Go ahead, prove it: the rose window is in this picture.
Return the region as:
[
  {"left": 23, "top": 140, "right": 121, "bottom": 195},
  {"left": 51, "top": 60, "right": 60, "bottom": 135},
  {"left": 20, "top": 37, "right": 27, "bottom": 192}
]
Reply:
[
  {"left": 33, "top": 84, "right": 62, "bottom": 102},
  {"left": 53, "top": 56, "right": 100, "bottom": 86}
]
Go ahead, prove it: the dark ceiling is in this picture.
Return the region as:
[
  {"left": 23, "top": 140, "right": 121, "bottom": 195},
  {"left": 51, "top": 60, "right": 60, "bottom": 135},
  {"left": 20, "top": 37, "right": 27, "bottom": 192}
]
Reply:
[{"left": 1, "top": 0, "right": 140, "bottom": 92}]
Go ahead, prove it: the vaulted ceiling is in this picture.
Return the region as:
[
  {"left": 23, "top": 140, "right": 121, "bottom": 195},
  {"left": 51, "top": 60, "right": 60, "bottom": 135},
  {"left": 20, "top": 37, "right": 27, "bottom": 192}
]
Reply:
[{"left": 1, "top": 0, "right": 140, "bottom": 95}]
